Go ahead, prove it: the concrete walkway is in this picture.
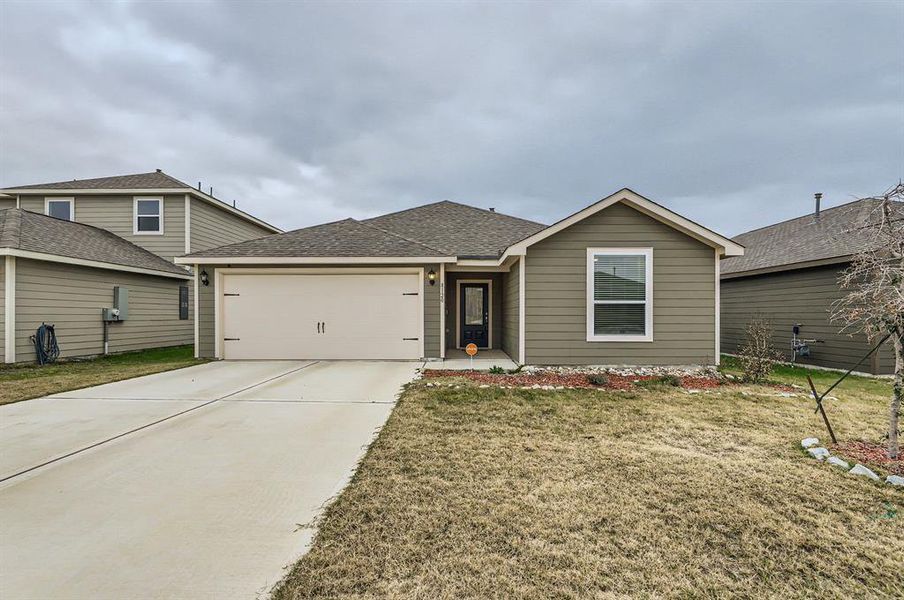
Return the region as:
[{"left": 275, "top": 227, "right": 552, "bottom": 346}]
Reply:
[{"left": 0, "top": 360, "right": 419, "bottom": 600}]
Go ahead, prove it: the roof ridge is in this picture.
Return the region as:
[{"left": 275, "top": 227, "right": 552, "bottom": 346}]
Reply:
[
  {"left": 154, "top": 170, "right": 191, "bottom": 187},
  {"left": 356, "top": 219, "right": 451, "bottom": 255},
  {"left": 733, "top": 197, "right": 881, "bottom": 239},
  {"left": 363, "top": 199, "right": 545, "bottom": 228}
]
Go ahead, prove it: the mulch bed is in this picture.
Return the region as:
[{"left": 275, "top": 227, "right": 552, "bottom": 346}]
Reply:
[
  {"left": 832, "top": 440, "right": 903, "bottom": 476},
  {"left": 422, "top": 369, "right": 723, "bottom": 390}
]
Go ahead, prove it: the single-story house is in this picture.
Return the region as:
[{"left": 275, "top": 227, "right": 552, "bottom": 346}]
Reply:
[
  {"left": 720, "top": 197, "right": 898, "bottom": 375},
  {"left": 176, "top": 189, "right": 744, "bottom": 365},
  {"left": 1, "top": 208, "right": 193, "bottom": 363}
]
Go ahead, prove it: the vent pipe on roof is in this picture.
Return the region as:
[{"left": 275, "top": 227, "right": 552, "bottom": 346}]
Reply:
[
  {"left": 489, "top": 207, "right": 496, "bottom": 212},
  {"left": 197, "top": 181, "right": 201, "bottom": 191},
  {"left": 209, "top": 186, "right": 213, "bottom": 196},
  {"left": 814, "top": 192, "right": 822, "bottom": 217}
]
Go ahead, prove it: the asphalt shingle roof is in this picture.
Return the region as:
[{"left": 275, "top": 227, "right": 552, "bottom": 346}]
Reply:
[
  {"left": 721, "top": 198, "right": 903, "bottom": 276},
  {"left": 183, "top": 218, "right": 450, "bottom": 259},
  {"left": 0, "top": 209, "right": 189, "bottom": 276},
  {"left": 183, "top": 201, "right": 547, "bottom": 260},
  {"left": 6, "top": 170, "right": 189, "bottom": 190},
  {"left": 364, "top": 201, "right": 546, "bottom": 258}
]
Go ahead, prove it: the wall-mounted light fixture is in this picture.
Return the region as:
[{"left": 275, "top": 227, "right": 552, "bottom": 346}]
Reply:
[
  {"left": 427, "top": 269, "right": 437, "bottom": 286},
  {"left": 200, "top": 270, "right": 209, "bottom": 286}
]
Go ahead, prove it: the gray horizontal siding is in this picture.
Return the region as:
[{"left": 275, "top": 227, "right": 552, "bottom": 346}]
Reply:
[
  {"left": 13, "top": 258, "right": 191, "bottom": 362},
  {"left": 720, "top": 264, "right": 893, "bottom": 375},
  {"left": 501, "top": 261, "right": 519, "bottom": 360},
  {"left": 0, "top": 198, "right": 16, "bottom": 210},
  {"left": 19, "top": 193, "right": 187, "bottom": 263},
  {"left": 195, "top": 264, "right": 439, "bottom": 359},
  {"left": 525, "top": 202, "right": 717, "bottom": 366},
  {"left": 190, "top": 198, "right": 272, "bottom": 253}
]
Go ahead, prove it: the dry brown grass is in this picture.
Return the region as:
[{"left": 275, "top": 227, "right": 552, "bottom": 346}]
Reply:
[
  {"left": 0, "top": 345, "right": 205, "bottom": 405},
  {"left": 273, "top": 376, "right": 903, "bottom": 600}
]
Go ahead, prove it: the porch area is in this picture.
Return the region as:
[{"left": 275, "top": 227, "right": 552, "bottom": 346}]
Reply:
[{"left": 427, "top": 349, "right": 518, "bottom": 371}]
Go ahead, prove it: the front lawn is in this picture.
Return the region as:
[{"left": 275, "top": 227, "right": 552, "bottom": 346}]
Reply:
[
  {"left": 0, "top": 345, "right": 205, "bottom": 405},
  {"left": 273, "top": 368, "right": 902, "bottom": 599}
]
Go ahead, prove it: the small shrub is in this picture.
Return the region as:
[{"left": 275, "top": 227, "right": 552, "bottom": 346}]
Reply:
[
  {"left": 738, "top": 316, "right": 781, "bottom": 383},
  {"left": 660, "top": 374, "right": 682, "bottom": 387},
  {"left": 489, "top": 365, "right": 506, "bottom": 375},
  {"left": 507, "top": 364, "right": 525, "bottom": 374},
  {"left": 587, "top": 373, "right": 609, "bottom": 387}
]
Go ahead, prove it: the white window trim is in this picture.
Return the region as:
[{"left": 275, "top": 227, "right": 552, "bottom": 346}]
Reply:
[
  {"left": 133, "top": 196, "right": 164, "bottom": 235},
  {"left": 44, "top": 197, "right": 74, "bottom": 221},
  {"left": 586, "top": 247, "right": 653, "bottom": 343}
]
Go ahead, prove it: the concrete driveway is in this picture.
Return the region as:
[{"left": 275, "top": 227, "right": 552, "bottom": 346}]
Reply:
[{"left": 0, "top": 360, "right": 420, "bottom": 600}]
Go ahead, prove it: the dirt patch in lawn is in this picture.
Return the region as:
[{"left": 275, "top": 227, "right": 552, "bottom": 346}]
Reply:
[{"left": 422, "top": 369, "right": 723, "bottom": 390}]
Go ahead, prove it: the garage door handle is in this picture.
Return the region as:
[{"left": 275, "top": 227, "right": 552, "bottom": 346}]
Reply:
[
  {"left": 403, "top": 337, "right": 419, "bottom": 341},
  {"left": 224, "top": 293, "right": 240, "bottom": 297},
  {"left": 224, "top": 337, "right": 240, "bottom": 341},
  {"left": 322, "top": 322, "right": 326, "bottom": 333},
  {"left": 317, "top": 322, "right": 321, "bottom": 334},
  {"left": 402, "top": 292, "right": 418, "bottom": 296}
]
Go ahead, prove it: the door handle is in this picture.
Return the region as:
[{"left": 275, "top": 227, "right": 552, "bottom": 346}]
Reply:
[
  {"left": 317, "top": 322, "right": 321, "bottom": 334},
  {"left": 322, "top": 321, "right": 326, "bottom": 334}
]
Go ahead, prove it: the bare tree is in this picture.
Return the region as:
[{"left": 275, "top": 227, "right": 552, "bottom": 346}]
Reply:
[
  {"left": 832, "top": 183, "right": 904, "bottom": 459},
  {"left": 737, "top": 316, "right": 781, "bottom": 383}
]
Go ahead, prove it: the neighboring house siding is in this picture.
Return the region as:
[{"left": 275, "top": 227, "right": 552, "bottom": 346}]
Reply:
[
  {"left": 14, "top": 259, "right": 191, "bottom": 362},
  {"left": 500, "top": 260, "right": 520, "bottom": 360},
  {"left": 525, "top": 202, "right": 716, "bottom": 365},
  {"left": 721, "top": 265, "right": 893, "bottom": 375},
  {"left": 194, "top": 264, "right": 440, "bottom": 359},
  {"left": 0, "top": 198, "right": 16, "bottom": 210},
  {"left": 19, "top": 194, "right": 187, "bottom": 263},
  {"left": 189, "top": 198, "right": 272, "bottom": 253},
  {"left": 444, "top": 272, "right": 503, "bottom": 350}
]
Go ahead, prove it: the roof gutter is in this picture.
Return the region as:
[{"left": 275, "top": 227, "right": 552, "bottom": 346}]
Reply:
[
  {"left": 175, "top": 255, "right": 458, "bottom": 265},
  {"left": 720, "top": 255, "right": 854, "bottom": 280},
  {"left": 0, "top": 187, "right": 282, "bottom": 234},
  {"left": 0, "top": 248, "right": 192, "bottom": 279}
]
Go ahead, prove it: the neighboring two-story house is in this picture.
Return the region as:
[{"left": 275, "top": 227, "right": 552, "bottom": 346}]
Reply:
[{"left": 0, "top": 171, "right": 279, "bottom": 363}]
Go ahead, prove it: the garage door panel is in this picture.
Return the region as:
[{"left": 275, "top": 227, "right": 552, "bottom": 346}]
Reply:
[{"left": 222, "top": 273, "right": 422, "bottom": 360}]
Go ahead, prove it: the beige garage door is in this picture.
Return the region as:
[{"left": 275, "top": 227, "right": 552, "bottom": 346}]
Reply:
[{"left": 221, "top": 273, "right": 422, "bottom": 360}]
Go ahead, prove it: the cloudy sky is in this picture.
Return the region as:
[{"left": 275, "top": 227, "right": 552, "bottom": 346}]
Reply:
[{"left": 1, "top": 1, "right": 901, "bottom": 235}]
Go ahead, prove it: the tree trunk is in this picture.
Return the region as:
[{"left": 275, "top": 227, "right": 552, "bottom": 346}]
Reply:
[{"left": 890, "top": 331, "right": 903, "bottom": 459}]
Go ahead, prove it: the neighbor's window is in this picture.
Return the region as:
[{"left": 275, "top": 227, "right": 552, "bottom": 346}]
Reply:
[
  {"left": 45, "top": 198, "right": 74, "bottom": 221},
  {"left": 586, "top": 248, "right": 653, "bottom": 342},
  {"left": 134, "top": 197, "right": 163, "bottom": 234}
]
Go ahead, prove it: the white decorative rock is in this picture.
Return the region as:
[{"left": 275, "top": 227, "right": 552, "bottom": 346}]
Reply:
[
  {"left": 807, "top": 447, "right": 830, "bottom": 460},
  {"left": 886, "top": 475, "right": 904, "bottom": 487},
  {"left": 801, "top": 437, "right": 820, "bottom": 449},
  {"left": 827, "top": 456, "right": 850, "bottom": 470},
  {"left": 849, "top": 464, "right": 881, "bottom": 481}
]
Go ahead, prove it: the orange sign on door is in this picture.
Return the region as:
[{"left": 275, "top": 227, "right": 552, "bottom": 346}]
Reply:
[{"left": 465, "top": 343, "right": 478, "bottom": 357}]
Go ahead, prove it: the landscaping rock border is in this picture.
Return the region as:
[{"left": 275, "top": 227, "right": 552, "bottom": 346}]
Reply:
[{"left": 801, "top": 437, "right": 901, "bottom": 488}]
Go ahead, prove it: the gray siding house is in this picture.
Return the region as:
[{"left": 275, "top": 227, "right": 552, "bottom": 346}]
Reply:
[
  {"left": 0, "top": 171, "right": 279, "bottom": 363},
  {"left": 178, "top": 189, "right": 743, "bottom": 366},
  {"left": 721, "top": 198, "right": 898, "bottom": 375}
]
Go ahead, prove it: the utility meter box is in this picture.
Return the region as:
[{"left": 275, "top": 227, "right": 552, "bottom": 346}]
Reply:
[{"left": 112, "top": 286, "right": 128, "bottom": 320}]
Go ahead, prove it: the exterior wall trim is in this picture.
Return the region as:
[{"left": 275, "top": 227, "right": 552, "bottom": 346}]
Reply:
[
  {"left": 184, "top": 194, "right": 191, "bottom": 255},
  {"left": 455, "top": 278, "right": 493, "bottom": 349},
  {"left": 518, "top": 255, "right": 525, "bottom": 364},
  {"left": 585, "top": 247, "right": 654, "bottom": 343},
  {"left": 714, "top": 247, "right": 721, "bottom": 364},
  {"left": 193, "top": 264, "right": 200, "bottom": 359},
  {"left": 4, "top": 255, "right": 15, "bottom": 363},
  {"left": 0, "top": 248, "right": 191, "bottom": 280},
  {"left": 439, "top": 262, "right": 446, "bottom": 359}
]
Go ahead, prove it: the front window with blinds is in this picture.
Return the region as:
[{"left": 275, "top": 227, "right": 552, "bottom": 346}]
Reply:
[{"left": 586, "top": 248, "right": 653, "bottom": 342}]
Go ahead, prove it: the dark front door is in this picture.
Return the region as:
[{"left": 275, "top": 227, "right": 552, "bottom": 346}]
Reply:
[{"left": 460, "top": 283, "right": 489, "bottom": 348}]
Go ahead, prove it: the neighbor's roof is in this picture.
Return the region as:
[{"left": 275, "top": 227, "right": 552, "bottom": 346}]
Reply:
[
  {"left": 0, "top": 208, "right": 189, "bottom": 278},
  {"left": 363, "top": 201, "right": 546, "bottom": 259},
  {"left": 5, "top": 170, "right": 189, "bottom": 190},
  {"left": 181, "top": 217, "right": 453, "bottom": 260},
  {"left": 1, "top": 170, "right": 281, "bottom": 233},
  {"left": 721, "top": 198, "right": 902, "bottom": 277}
]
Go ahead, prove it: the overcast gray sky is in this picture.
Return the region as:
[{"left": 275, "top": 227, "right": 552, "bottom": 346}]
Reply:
[{"left": 1, "top": 1, "right": 901, "bottom": 235}]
